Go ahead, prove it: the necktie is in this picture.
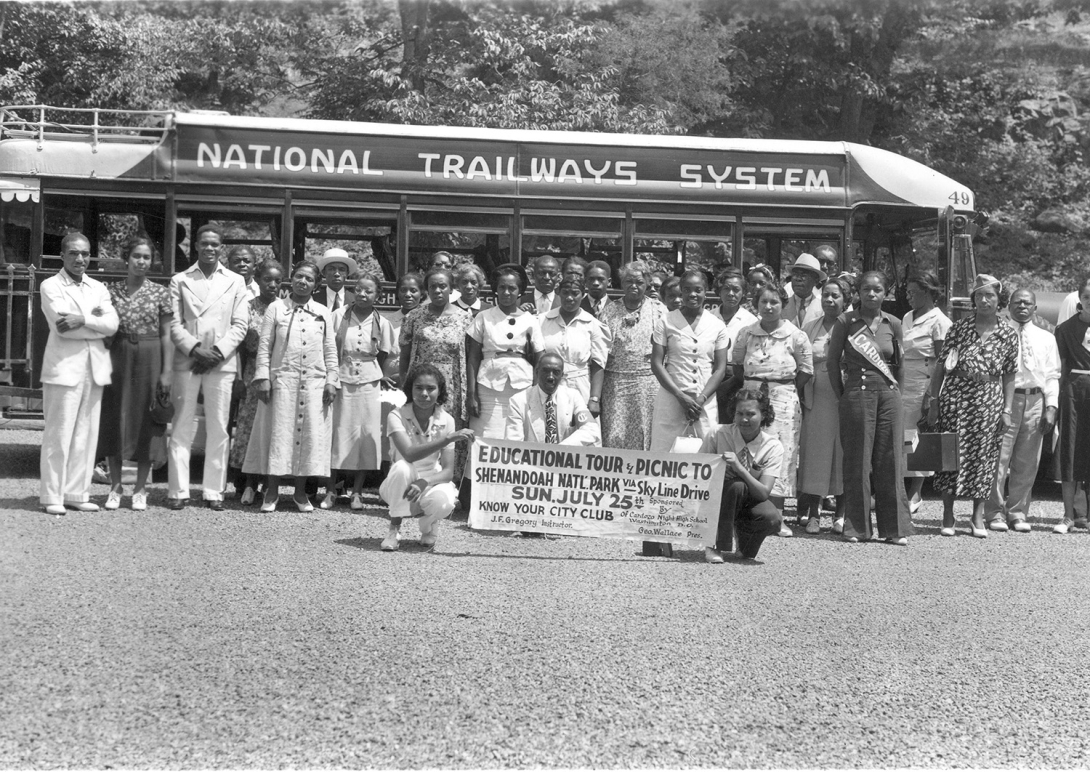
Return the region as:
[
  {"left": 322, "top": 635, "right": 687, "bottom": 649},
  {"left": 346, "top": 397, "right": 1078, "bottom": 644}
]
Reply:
[
  {"left": 738, "top": 445, "right": 751, "bottom": 471},
  {"left": 331, "top": 292, "right": 341, "bottom": 312},
  {"left": 545, "top": 397, "right": 559, "bottom": 444},
  {"left": 1019, "top": 324, "right": 1033, "bottom": 371}
]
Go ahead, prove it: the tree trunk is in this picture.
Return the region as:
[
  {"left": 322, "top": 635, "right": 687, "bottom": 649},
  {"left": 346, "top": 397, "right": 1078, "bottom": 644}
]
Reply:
[{"left": 399, "top": 0, "right": 432, "bottom": 93}]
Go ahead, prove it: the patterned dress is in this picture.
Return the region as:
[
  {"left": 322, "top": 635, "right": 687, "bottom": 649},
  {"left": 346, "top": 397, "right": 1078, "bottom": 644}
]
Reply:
[
  {"left": 732, "top": 320, "right": 814, "bottom": 499},
  {"left": 229, "top": 296, "right": 272, "bottom": 470},
  {"left": 934, "top": 317, "right": 1019, "bottom": 498},
  {"left": 600, "top": 297, "right": 666, "bottom": 451},
  {"left": 97, "top": 280, "right": 171, "bottom": 462},
  {"left": 401, "top": 303, "right": 471, "bottom": 476}
]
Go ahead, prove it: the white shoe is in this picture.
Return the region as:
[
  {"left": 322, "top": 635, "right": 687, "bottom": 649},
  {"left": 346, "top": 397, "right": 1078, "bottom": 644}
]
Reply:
[
  {"left": 319, "top": 492, "right": 336, "bottom": 510},
  {"left": 239, "top": 487, "right": 255, "bottom": 505},
  {"left": 66, "top": 502, "right": 99, "bottom": 512},
  {"left": 44, "top": 504, "right": 66, "bottom": 516},
  {"left": 704, "top": 546, "right": 724, "bottom": 563},
  {"left": 988, "top": 519, "right": 1009, "bottom": 532},
  {"left": 1011, "top": 520, "right": 1031, "bottom": 533},
  {"left": 350, "top": 494, "right": 365, "bottom": 510},
  {"left": 380, "top": 530, "right": 400, "bottom": 551},
  {"left": 778, "top": 524, "right": 793, "bottom": 537},
  {"left": 104, "top": 490, "right": 122, "bottom": 511},
  {"left": 832, "top": 517, "right": 844, "bottom": 534},
  {"left": 1053, "top": 520, "right": 1071, "bottom": 534},
  {"left": 131, "top": 492, "right": 147, "bottom": 511}
]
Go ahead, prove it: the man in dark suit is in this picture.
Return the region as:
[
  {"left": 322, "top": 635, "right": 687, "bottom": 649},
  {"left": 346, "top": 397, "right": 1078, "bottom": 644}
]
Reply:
[
  {"left": 581, "top": 260, "right": 612, "bottom": 318},
  {"left": 315, "top": 248, "right": 356, "bottom": 312},
  {"left": 519, "top": 254, "right": 560, "bottom": 314}
]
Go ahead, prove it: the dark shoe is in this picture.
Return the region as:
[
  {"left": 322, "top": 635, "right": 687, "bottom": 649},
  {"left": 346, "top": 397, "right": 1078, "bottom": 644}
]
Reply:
[
  {"left": 168, "top": 499, "right": 186, "bottom": 511},
  {"left": 207, "top": 499, "right": 225, "bottom": 511},
  {"left": 1075, "top": 518, "right": 1089, "bottom": 530}
]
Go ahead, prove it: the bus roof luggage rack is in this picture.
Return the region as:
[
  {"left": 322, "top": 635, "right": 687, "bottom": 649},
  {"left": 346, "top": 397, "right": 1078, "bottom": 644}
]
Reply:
[{"left": 0, "top": 105, "right": 171, "bottom": 146}]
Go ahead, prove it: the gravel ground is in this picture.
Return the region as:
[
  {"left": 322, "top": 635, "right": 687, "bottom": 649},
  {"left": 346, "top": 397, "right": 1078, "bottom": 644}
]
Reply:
[{"left": 3, "top": 421, "right": 1090, "bottom": 769}]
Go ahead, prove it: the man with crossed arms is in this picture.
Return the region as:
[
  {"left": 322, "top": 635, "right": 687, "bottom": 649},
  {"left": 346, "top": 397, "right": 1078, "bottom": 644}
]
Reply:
[
  {"left": 39, "top": 232, "right": 119, "bottom": 514},
  {"left": 167, "top": 224, "right": 249, "bottom": 510}
]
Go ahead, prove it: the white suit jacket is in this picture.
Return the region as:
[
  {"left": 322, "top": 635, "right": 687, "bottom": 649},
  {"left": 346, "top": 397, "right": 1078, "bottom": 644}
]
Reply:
[
  {"left": 505, "top": 384, "right": 601, "bottom": 446},
  {"left": 39, "top": 270, "right": 119, "bottom": 387},
  {"left": 169, "top": 263, "right": 249, "bottom": 374}
]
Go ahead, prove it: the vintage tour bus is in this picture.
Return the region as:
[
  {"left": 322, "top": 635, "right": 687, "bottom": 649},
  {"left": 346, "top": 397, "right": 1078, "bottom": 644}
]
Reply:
[{"left": 0, "top": 105, "right": 980, "bottom": 410}]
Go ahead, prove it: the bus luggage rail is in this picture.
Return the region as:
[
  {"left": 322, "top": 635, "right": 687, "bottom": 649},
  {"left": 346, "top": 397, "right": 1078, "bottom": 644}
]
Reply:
[{"left": 0, "top": 105, "right": 171, "bottom": 148}]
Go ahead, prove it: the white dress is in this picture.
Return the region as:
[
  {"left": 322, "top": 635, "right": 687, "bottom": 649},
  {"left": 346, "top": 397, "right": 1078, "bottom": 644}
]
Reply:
[
  {"left": 900, "top": 306, "right": 952, "bottom": 478},
  {"left": 330, "top": 307, "right": 397, "bottom": 470},
  {"left": 539, "top": 308, "right": 611, "bottom": 403}
]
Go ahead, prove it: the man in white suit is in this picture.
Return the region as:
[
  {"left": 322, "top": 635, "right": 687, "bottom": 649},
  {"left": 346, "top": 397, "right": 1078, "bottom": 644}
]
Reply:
[
  {"left": 39, "top": 232, "right": 119, "bottom": 514},
  {"left": 505, "top": 353, "right": 601, "bottom": 447},
  {"left": 168, "top": 224, "right": 249, "bottom": 510}
]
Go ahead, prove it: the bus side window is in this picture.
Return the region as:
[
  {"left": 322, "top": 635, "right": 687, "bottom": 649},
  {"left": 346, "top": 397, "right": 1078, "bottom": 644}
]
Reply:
[
  {"left": 42, "top": 195, "right": 169, "bottom": 274},
  {"left": 0, "top": 199, "right": 33, "bottom": 264},
  {"left": 295, "top": 219, "right": 397, "bottom": 283},
  {"left": 410, "top": 211, "right": 512, "bottom": 291}
]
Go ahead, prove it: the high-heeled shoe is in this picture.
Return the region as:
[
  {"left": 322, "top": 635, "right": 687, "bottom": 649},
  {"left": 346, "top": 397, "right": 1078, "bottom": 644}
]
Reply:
[
  {"left": 240, "top": 487, "right": 255, "bottom": 505},
  {"left": 968, "top": 516, "right": 987, "bottom": 539},
  {"left": 260, "top": 495, "right": 278, "bottom": 513},
  {"left": 293, "top": 495, "right": 314, "bottom": 513}
]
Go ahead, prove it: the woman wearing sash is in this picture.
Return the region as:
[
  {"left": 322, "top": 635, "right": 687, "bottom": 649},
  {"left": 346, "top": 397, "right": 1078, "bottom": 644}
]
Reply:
[
  {"left": 827, "top": 270, "right": 913, "bottom": 544},
  {"left": 326, "top": 275, "right": 397, "bottom": 510},
  {"left": 925, "top": 275, "right": 1017, "bottom": 538}
]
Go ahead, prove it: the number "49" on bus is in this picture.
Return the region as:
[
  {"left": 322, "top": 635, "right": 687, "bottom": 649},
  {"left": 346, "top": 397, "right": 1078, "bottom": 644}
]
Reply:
[{"left": 949, "top": 191, "right": 971, "bottom": 206}]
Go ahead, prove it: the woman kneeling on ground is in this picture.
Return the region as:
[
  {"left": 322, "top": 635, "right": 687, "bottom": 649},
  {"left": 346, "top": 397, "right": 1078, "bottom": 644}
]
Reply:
[
  {"left": 700, "top": 386, "right": 784, "bottom": 563},
  {"left": 380, "top": 363, "right": 475, "bottom": 551}
]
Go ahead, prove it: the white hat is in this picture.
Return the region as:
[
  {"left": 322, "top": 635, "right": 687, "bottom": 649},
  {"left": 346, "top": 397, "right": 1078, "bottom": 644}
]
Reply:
[
  {"left": 790, "top": 253, "right": 827, "bottom": 282},
  {"left": 317, "top": 248, "right": 355, "bottom": 274}
]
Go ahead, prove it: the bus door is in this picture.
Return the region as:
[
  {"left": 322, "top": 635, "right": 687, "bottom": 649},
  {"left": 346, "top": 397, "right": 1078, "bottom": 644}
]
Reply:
[
  {"left": 292, "top": 207, "right": 398, "bottom": 303},
  {"left": 520, "top": 211, "right": 622, "bottom": 289},
  {"left": 0, "top": 187, "right": 37, "bottom": 393},
  {"left": 633, "top": 215, "right": 734, "bottom": 286}
]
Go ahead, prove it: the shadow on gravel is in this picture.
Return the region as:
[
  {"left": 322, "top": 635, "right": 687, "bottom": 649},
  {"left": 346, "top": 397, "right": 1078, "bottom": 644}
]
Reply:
[
  {"left": 0, "top": 443, "right": 42, "bottom": 478},
  {"left": 0, "top": 495, "right": 45, "bottom": 513}
]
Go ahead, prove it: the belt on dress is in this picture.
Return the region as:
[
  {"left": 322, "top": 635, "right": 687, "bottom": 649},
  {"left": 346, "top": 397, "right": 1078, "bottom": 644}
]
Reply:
[
  {"left": 950, "top": 368, "right": 999, "bottom": 383},
  {"left": 119, "top": 331, "right": 160, "bottom": 343},
  {"left": 486, "top": 351, "right": 526, "bottom": 359},
  {"left": 1015, "top": 387, "right": 1042, "bottom": 395},
  {"left": 747, "top": 376, "right": 794, "bottom": 384}
]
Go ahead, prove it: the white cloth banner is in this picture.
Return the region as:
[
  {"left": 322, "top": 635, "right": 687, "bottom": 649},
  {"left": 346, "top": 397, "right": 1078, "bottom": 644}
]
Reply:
[{"left": 468, "top": 438, "right": 725, "bottom": 547}]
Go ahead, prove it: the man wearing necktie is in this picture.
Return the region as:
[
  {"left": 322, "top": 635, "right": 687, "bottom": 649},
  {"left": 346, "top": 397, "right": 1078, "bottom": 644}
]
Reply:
[
  {"left": 504, "top": 353, "right": 601, "bottom": 447},
  {"left": 987, "top": 289, "right": 1060, "bottom": 532},
  {"left": 783, "top": 253, "right": 825, "bottom": 328},
  {"left": 581, "top": 260, "right": 612, "bottom": 319},
  {"left": 39, "top": 232, "right": 120, "bottom": 515},
  {"left": 519, "top": 255, "right": 560, "bottom": 315},
  {"left": 315, "top": 248, "right": 356, "bottom": 312}
]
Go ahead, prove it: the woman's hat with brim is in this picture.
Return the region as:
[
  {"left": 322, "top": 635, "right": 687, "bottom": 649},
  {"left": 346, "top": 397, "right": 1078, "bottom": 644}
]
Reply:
[
  {"left": 316, "top": 248, "right": 356, "bottom": 275},
  {"left": 790, "top": 253, "right": 827, "bottom": 283},
  {"left": 971, "top": 273, "right": 1002, "bottom": 296}
]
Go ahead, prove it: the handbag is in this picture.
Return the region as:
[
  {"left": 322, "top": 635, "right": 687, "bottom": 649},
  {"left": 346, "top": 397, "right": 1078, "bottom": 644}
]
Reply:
[
  {"left": 148, "top": 387, "right": 174, "bottom": 427},
  {"left": 908, "top": 415, "right": 959, "bottom": 472},
  {"left": 670, "top": 421, "right": 704, "bottom": 454}
]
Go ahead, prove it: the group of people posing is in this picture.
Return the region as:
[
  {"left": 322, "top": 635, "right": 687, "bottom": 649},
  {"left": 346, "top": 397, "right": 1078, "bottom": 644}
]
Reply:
[{"left": 38, "top": 229, "right": 1090, "bottom": 563}]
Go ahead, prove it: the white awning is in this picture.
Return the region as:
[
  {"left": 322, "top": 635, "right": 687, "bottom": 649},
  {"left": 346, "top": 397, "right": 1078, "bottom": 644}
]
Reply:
[{"left": 0, "top": 177, "right": 39, "bottom": 203}]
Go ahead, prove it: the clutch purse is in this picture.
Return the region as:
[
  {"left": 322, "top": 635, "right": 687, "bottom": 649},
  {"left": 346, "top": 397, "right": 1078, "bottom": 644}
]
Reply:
[{"left": 148, "top": 389, "right": 174, "bottom": 426}]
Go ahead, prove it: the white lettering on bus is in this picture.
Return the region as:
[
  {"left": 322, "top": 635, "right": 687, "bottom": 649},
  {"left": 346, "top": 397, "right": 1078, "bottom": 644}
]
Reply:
[
  {"left": 273, "top": 146, "right": 281, "bottom": 171},
  {"left": 249, "top": 145, "right": 270, "bottom": 169},
  {"left": 614, "top": 161, "right": 637, "bottom": 186},
  {"left": 507, "top": 157, "right": 529, "bottom": 182},
  {"left": 197, "top": 142, "right": 220, "bottom": 167},
  {"left": 361, "top": 151, "right": 381, "bottom": 175},
  {"left": 784, "top": 168, "right": 801, "bottom": 190},
  {"left": 763, "top": 167, "right": 782, "bottom": 190},
  {"left": 443, "top": 155, "right": 465, "bottom": 179},
  {"left": 707, "top": 164, "right": 732, "bottom": 188},
  {"left": 419, "top": 153, "right": 441, "bottom": 177},
  {"left": 284, "top": 147, "right": 306, "bottom": 171},
  {"left": 584, "top": 159, "right": 610, "bottom": 184},
  {"left": 312, "top": 148, "right": 335, "bottom": 174},
  {"left": 679, "top": 163, "right": 701, "bottom": 188},
  {"left": 530, "top": 158, "right": 556, "bottom": 183},
  {"left": 557, "top": 159, "right": 582, "bottom": 183},
  {"left": 223, "top": 144, "right": 247, "bottom": 169},
  {"left": 338, "top": 150, "right": 358, "bottom": 174},
  {"left": 736, "top": 167, "right": 756, "bottom": 189},
  {"left": 806, "top": 169, "right": 830, "bottom": 191},
  {"left": 466, "top": 156, "right": 492, "bottom": 180}
]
